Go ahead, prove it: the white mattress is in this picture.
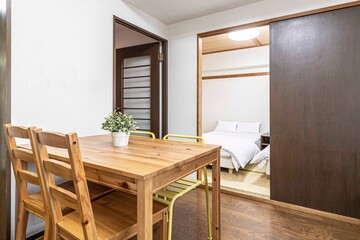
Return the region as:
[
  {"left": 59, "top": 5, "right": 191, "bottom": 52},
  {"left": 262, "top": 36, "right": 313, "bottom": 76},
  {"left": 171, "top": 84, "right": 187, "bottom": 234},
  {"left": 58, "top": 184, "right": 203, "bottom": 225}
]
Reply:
[{"left": 203, "top": 131, "right": 261, "bottom": 170}]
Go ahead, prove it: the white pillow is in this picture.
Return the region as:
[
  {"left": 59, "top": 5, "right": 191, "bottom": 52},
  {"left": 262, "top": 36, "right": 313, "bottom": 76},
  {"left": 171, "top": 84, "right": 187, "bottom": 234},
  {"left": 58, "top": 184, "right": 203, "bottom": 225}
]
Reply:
[
  {"left": 214, "top": 120, "right": 238, "bottom": 132},
  {"left": 236, "top": 122, "right": 262, "bottom": 133}
]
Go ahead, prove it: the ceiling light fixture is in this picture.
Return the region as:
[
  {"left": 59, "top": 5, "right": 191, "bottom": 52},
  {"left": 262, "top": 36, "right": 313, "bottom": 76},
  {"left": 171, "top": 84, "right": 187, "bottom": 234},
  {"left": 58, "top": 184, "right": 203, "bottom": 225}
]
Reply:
[{"left": 228, "top": 28, "right": 260, "bottom": 41}]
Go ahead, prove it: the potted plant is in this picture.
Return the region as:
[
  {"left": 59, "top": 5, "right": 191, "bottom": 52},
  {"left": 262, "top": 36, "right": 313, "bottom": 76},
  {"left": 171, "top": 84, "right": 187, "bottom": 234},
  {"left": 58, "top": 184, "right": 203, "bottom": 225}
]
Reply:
[{"left": 101, "top": 111, "right": 137, "bottom": 147}]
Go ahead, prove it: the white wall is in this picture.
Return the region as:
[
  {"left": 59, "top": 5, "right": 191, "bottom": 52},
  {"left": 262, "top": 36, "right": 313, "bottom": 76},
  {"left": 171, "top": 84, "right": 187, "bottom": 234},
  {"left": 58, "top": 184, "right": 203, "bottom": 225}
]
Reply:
[
  {"left": 11, "top": 0, "right": 167, "bottom": 237},
  {"left": 202, "top": 46, "right": 269, "bottom": 133},
  {"left": 167, "top": 0, "right": 355, "bottom": 136},
  {"left": 168, "top": 35, "right": 198, "bottom": 135}
]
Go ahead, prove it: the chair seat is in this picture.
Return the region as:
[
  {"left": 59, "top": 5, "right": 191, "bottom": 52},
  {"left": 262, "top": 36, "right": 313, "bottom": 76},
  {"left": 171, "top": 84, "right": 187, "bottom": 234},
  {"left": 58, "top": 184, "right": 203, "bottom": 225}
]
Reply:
[
  {"left": 57, "top": 191, "right": 168, "bottom": 240},
  {"left": 23, "top": 181, "right": 113, "bottom": 219},
  {"left": 154, "top": 178, "right": 203, "bottom": 205},
  {"left": 60, "top": 181, "right": 114, "bottom": 201}
]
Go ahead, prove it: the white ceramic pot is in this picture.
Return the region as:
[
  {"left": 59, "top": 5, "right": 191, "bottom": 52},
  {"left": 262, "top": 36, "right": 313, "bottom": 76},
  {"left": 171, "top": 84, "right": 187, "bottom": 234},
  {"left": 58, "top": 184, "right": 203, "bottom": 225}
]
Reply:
[{"left": 111, "top": 132, "right": 130, "bottom": 147}]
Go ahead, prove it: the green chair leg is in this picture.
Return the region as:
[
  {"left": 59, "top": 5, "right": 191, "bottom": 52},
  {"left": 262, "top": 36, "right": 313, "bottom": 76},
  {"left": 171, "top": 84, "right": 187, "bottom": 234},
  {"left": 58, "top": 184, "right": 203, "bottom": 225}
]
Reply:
[
  {"left": 167, "top": 201, "right": 175, "bottom": 240},
  {"left": 203, "top": 166, "right": 212, "bottom": 240}
]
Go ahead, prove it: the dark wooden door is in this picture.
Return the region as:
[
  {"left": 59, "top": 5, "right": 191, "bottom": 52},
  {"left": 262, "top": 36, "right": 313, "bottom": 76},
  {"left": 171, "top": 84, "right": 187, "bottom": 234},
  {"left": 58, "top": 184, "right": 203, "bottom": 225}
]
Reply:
[
  {"left": 115, "top": 43, "right": 160, "bottom": 137},
  {"left": 270, "top": 6, "right": 360, "bottom": 218}
]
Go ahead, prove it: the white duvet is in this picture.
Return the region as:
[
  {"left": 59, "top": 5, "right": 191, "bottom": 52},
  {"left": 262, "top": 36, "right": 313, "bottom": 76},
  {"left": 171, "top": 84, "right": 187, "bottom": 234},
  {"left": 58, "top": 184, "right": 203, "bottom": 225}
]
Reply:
[{"left": 202, "top": 131, "right": 261, "bottom": 170}]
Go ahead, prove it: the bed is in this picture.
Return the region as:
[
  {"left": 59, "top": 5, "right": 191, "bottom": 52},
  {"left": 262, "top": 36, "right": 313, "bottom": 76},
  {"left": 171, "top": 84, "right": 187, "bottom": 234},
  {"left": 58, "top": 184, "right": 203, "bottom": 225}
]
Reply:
[{"left": 203, "top": 121, "right": 261, "bottom": 173}]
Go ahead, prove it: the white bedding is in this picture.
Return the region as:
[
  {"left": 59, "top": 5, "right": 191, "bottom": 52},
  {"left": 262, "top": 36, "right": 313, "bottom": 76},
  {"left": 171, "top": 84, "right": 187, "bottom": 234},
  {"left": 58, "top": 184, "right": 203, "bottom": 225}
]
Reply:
[
  {"left": 202, "top": 131, "right": 261, "bottom": 170},
  {"left": 250, "top": 145, "right": 270, "bottom": 175}
]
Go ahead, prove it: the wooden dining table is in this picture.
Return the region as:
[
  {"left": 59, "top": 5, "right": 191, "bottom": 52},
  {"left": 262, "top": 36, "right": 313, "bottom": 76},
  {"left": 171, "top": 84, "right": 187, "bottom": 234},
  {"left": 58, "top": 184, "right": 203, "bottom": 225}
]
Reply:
[{"left": 36, "top": 134, "right": 221, "bottom": 240}]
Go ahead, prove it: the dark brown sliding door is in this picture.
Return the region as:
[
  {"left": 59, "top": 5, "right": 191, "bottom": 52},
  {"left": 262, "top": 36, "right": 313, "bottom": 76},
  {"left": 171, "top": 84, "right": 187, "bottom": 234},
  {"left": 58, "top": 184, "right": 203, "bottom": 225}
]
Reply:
[
  {"left": 115, "top": 43, "right": 161, "bottom": 137},
  {"left": 270, "top": 6, "right": 360, "bottom": 218},
  {"left": 0, "top": 0, "right": 11, "bottom": 238}
]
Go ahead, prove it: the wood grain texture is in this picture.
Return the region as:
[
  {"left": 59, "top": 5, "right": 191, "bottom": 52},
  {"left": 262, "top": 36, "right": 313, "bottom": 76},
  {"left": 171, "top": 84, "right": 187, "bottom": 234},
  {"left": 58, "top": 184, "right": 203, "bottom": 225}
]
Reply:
[
  {"left": 270, "top": 5, "right": 360, "bottom": 218},
  {"left": 202, "top": 26, "right": 269, "bottom": 55},
  {"left": 171, "top": 189, "right": 360, "bottom": 240},
  {"left": 34, "top": 130, "right": 168, "bottom": 240},
  {"left": 23, "top": 134, "right": 221, "bottom": 240},
  {"left": 4, "top": 126, "right": 111, "bottom": 239},
  {"left": 32, "top": 134, "right": 220, "bottom": 181},
  {"left": 0, "top": 0, "right": 11, "bottom": 237}
]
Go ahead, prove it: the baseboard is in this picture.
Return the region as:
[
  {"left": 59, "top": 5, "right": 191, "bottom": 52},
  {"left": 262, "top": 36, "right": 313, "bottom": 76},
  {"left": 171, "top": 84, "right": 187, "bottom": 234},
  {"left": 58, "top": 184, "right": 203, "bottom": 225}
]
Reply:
[
  {"left": 219, "top": 188, "right": 360, "bottom": 226},
  {"left": 26, "top": 231, "right": 44, "bottom": 240}
]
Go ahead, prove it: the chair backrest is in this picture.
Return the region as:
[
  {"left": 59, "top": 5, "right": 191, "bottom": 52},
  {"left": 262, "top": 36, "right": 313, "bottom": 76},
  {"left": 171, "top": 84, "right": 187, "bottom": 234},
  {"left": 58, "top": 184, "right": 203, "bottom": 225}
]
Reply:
[
  {"left": 32, "top": 129, "right": 97, "bottom": 239},
  {"left": 3, "top": 124, "right": 48, "bottom": 206},
  {"left": 163, "top": 134, "right": 206, "bottom": 144},
  {"left": 130, "top": 130, "right": 155, "bottom": 139}
]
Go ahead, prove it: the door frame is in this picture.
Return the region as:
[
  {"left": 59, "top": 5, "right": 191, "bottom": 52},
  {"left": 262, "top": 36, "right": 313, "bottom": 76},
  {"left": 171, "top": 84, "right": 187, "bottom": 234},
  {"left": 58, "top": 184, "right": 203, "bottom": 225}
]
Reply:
[
  {"left": 196, "top": 1, "right": 360, "bottom": 137},
  {"left": 0, "top": 0, "right": 12, "bottom": 238},
  {"left": 196, "top": 1, "right": 360, "bottom": 180},
  {"left": 113, "top": 16, "right": 168, "bottom": 137}
]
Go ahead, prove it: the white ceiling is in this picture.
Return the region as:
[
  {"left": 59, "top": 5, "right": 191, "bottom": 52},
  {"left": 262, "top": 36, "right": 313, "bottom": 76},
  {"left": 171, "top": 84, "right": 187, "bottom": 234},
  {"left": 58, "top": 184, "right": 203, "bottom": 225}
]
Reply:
[
  {"left": 115, "top": 23, "right": 158, "bottom": 49},
  {"left": 124, "top": 0, "right": 263, "bottom": 24}
]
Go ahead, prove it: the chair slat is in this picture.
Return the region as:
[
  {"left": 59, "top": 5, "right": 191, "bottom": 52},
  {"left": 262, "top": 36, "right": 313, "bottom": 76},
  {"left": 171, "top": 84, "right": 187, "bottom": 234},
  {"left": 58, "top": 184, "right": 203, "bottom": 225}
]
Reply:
[
  {"left": 155, "top": 190, "right": 177, "bottom": 199},
  {"left": 175, "top": 179, "right": 198, "bottom": 186},
  {"left": 50, "top": 186, "right": 78, "bottom": 210},
  {"left": 18, "top": 170, "right": 39, "bottom": 186},
  {"left": 13, "top": 148, "right": 34, "bottom": 163},
  {"left": 7, "top": 126, "right": 29, "bottom": 139},
  {"left": 44, "top": 159, "right": 73, "bottom": 180},
  {"left": 167, "top": 182, "right": 190, "bottom": 190},
  {"left": 38, "top": 132, "right": 68, "bottom": 149}
]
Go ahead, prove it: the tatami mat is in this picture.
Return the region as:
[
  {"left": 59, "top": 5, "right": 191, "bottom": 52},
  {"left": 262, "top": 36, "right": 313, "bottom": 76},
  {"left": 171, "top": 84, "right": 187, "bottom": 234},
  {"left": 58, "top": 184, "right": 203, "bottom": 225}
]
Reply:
[{"left": 207, "top": 168, "right": 270, "bottom": 198}]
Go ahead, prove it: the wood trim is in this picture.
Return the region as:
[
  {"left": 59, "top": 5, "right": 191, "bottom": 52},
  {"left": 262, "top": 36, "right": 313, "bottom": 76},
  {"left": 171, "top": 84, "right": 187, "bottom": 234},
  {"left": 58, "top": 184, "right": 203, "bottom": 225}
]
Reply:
[
  {"left": 197, "top": 36, "right": 203, "bottom": 137},
  {"left": 252, "top": 38, "right": 262, "bottom": 46},
  {"left": 196, "top": 36, "right": 203, "bottom": 180},
  {"left": 202, "top": 72, "right": 269, "bottom": 80},
  {"left": 114, "top": 16, "right": 167, "bottom": 42},
  {"left": 161, "top": 41, "right": 168, "bottom": 137},
  {"left": 117, "top": 43, "right": 161, "bottom": 138},
  {"left": 202, "top": 44, "right": 269, "bottom": 55},
  {"left": 112, "top": 15, "right": 168, "bottom": 138},
  {"left": 219, "top": 188, "right": 360, "bottom": 226},
  {"left": 198, "top": 1, "right": 360, "bottom": 37},
  {"left": 0, "top": 0, "right": 11, "bottom": 238}
]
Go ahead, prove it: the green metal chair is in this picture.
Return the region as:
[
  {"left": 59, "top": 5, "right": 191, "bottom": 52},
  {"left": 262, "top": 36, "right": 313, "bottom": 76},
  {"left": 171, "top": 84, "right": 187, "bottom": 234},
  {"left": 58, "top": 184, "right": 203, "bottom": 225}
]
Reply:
[
  {"left": 157, "top": 134, "right": 212, "bottom": 240},
  {"left": 130, "top": 130, "right": 155, "bottom": 139},
  {"left": 130, "top": 131, "right": 212, "bottom": 240}
]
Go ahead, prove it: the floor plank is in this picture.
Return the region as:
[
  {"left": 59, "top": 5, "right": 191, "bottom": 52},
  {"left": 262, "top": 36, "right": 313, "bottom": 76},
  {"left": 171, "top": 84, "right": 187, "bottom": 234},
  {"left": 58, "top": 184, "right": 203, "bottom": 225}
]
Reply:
[{"left": 172, "top": 189, "right": 360, "bottom": 240}]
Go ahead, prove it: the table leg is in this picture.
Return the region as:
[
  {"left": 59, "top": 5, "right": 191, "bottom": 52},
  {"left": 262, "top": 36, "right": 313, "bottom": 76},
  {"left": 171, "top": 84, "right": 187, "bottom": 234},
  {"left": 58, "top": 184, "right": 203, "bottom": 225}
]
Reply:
[
  {"left": 137, "top": 178, "right": 153, "bottom": 240},
  {"left": 212, "top": 150, "right": 221, "bottom": 239}
]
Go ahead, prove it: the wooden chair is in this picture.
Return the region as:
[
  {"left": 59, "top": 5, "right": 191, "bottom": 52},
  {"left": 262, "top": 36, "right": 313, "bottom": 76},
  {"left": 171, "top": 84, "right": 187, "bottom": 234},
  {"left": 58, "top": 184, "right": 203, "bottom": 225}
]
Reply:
[
  {"left": 130, "top": 131, "right": 212, "bottom": 240},
  {"left": 32, "top": 129, "right": 168, "bottom": 239},
  {"left": 3, "top": 124, "right": 113, "bottom": 239}
]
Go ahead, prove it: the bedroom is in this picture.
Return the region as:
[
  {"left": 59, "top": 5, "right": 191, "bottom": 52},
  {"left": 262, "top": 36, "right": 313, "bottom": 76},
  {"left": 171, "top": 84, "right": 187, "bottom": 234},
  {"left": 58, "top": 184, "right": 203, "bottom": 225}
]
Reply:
[{"left": 200, "top": 26, "right": 271, "bottom": 198}]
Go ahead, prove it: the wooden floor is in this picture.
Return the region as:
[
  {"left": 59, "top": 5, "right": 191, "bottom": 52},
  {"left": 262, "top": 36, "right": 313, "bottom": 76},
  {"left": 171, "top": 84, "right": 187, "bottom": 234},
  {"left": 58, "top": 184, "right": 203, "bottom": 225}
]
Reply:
[
  {"left": 30, "top": 189, "right": 360, "bottom": 240},
  {"left": 171, "top": 189, "right": 360, "bottom": 240}
]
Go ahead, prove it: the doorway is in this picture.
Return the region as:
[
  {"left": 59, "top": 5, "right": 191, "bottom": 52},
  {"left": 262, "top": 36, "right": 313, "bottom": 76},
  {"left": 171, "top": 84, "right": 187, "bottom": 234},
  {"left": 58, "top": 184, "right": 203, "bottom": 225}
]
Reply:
[
  {"left": 196, "top": 1, "right": 360, "bottom": 218},
  {"left": 198, "top": 25, "right": 270, "bottom": 198},
  {"left": 113, "top": 17, "right": 168, "bottom": 138}
]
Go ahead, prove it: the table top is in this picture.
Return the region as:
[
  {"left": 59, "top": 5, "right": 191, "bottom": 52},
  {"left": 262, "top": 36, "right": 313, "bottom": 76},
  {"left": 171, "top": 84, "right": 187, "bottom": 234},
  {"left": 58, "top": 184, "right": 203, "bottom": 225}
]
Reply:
[{"left": 30, "top": 134, "right": 220, "bottom": 180}]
